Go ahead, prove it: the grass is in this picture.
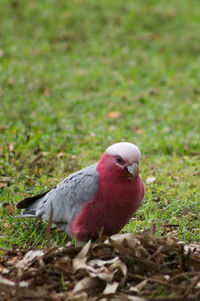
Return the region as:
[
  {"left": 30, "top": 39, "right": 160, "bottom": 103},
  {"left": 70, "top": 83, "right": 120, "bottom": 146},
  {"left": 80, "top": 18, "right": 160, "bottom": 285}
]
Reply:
[{"left": 0, "top": 0, "right": 199, "bottom": 249}]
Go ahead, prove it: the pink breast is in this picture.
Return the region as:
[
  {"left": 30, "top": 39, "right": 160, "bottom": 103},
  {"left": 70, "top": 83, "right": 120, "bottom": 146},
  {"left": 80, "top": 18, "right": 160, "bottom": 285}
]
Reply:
[{"left": 69, "top": 176, "right": 144, "bottom": 241}]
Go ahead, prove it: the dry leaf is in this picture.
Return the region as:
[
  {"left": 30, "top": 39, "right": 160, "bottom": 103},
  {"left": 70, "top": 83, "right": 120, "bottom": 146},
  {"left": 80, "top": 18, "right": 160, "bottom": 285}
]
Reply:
[
  {"left": 9, "top": 141, "right": 15, "bottom": 152},
  {"left": 107, "top": 126, "right": 116, "bottom": 132},
  {"left": 193, "top": 171, "right": 200, "bottom": 176},
  {"left": 0, "top": 267, "right": 9, "bottom": 275},
  {"left": 1, "top": 233, "right": 200, "bottom": 299},
  {"left": 16, "top": 250, "right": 44, "bottom": 269},
  {"left": 146, "top": 176, "right": 156, "bottom": 184},
  {"left": 44, "top": 88, "right": 50, "bottom": 97},
  {"left": 76, "top": 69, "right": 87, "bottom": 76},
  {"left": 31, "top": 48, "right": 40, "bottom": 56},
  {"left": 41, "top": 151, "right": 49, "bottom": 156},
  {"left": 149, "top": 88, "right": 159, "bottom": 96},
  {"left": 56, "top": 152, "right": 66, "bottom": 158},
  {"left": 103, "top": 282, "right": 119, "bottom": 294},
  {"left": 73, "top": 277, "right": 101, "bottom": 293},
  {"left": 0, "top": 276, "right": 15, "bottom": 293},
  {"left": 130, "top": 279, "right": 148, "bottom": 293},
  {"left": 76, "top": 240, "right": 91, "bottom": 259},
  {"left": 0, "top": 125, "right": 8, "bottom": 132},
  {"left": 109, "top": 233, "right": 140, "bottom": 245},
  {"left": 73, "top": 257, "right": 87, "bottom": 273},
  {"left": 172, "top": 176, "right": 180, "bottom": 180},
  {"left": 1, "top": 176, "right": 11, "bottom": 182},
  {"left": 103, "top": 57, "right": 112, "bottom": 64},
  {"left": 55, "top": 256, "right": 72, "bottom": 273},
  {"left": 133, "top": 127, "right": 143, "bottom": 134},
  {"left": 7, "top": 256, "right": 19, "bottom": 265},
  {"left": 8, "top": 78, "right": 15, "bottom": 85},
  {"left": 0, "top": 183, "right": 8, "bottom": 189},
  {"left": 73, "top": 241, "right": 91, "bottom": 271},
  {"left": 3, "top": 203, "right": 15, "bottom": 215},
  {"left": 86, "top": 256, "right": 127, "bottom": 283},
  {"left": 107, "top": 111, "right": 121, "bottom": 119}
]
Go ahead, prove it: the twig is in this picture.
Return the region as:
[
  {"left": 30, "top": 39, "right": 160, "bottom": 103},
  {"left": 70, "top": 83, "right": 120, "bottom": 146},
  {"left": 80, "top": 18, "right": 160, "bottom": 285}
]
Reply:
[
  {"left": 169, "top": 271, "right": 199, "bottom": 283},
  {"left": 29, "top": 153, "right": 43, "bottom": 168},
  {"left": 46, "top": 203, "right": 53, "bottom": 249},
  {"left": 183, "top": 274, "right": 200, "bottom": 298}
]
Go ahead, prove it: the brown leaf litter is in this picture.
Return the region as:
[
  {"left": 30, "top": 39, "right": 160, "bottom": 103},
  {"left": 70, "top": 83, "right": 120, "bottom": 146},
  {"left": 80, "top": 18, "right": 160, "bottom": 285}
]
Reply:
[{"left": 0, "top": 233, "right": 200, "bottom": 300}]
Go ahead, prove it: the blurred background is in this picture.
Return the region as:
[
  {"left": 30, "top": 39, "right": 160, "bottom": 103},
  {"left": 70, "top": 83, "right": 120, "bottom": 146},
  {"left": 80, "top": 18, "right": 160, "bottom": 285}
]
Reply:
[{"left": 0, "top": 0, "right": 199, "bottom": 246}]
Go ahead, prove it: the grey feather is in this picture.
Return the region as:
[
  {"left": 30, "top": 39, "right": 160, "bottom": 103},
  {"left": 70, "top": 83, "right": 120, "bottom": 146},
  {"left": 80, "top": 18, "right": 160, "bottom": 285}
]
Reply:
[
  {"left": 16, "top": 214, "right": 36, "bottom": 218},
  {"left": 17, "top": 164, "right": 99, "bottom": 233}
]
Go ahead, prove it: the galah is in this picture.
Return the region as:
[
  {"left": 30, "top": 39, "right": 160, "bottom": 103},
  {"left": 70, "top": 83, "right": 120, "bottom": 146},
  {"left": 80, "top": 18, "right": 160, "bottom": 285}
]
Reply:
[{"left": 16, "top": 142, "right": 145, "bottom": 242}]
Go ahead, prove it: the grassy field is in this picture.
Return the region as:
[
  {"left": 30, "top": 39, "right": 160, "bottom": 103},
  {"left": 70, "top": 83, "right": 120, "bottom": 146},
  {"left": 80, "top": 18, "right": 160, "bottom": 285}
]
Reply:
[{"left": 0, "top": 0, "right": 200, "bottom": 249}]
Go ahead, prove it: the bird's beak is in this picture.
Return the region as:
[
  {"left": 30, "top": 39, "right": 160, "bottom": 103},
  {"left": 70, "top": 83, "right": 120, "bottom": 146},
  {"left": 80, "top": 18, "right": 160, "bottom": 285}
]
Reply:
[{"left": 126, "top": 162, "right": 138, "bottom": 179}]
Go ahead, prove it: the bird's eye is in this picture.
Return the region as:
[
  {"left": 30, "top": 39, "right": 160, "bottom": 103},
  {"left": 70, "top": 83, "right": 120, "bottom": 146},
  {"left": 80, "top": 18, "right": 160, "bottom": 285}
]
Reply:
[{"left": 116, "top": 156, "right": 125, "bottom": 165}]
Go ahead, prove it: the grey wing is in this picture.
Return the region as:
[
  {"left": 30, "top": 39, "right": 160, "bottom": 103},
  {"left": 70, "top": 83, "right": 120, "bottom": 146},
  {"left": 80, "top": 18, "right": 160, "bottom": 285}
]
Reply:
[{"left": 27, "top": 164, "right": 99, "bottom": 231}]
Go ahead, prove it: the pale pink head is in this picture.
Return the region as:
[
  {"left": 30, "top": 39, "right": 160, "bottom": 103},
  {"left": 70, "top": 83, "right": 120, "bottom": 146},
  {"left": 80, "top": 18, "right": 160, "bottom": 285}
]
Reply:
[{"left": 97, "top": 142, "right": 141, "bottom": 181}]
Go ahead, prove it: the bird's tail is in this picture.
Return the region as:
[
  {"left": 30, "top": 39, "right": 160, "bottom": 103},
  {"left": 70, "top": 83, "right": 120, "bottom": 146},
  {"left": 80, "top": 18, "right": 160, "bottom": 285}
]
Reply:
[
  {"left": 16, "top": 189, "right": 53, "bottom": 218},
  {"left": 16, "top": 190, "right": 51, "bottom": 209}
]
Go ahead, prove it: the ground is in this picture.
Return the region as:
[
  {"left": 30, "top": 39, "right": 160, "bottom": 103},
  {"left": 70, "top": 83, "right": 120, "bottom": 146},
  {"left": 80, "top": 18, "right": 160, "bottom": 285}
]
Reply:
[{"left": 0, "top": 0, "right": 200, "bottom": 249}]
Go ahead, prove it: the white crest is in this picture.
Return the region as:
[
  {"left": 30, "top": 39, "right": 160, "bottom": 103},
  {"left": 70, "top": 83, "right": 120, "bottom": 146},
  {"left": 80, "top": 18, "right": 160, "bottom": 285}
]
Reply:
[{"left": 106, "top": 142, "right": 141, "bottom": 163}]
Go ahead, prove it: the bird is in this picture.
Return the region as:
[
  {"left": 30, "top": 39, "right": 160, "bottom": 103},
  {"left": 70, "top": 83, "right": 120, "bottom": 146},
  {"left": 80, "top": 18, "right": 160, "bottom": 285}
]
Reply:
[{"left": 16, "top": 142, "right": 145, "bottom": 242}]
